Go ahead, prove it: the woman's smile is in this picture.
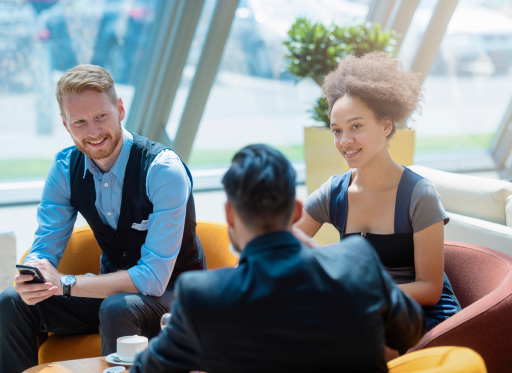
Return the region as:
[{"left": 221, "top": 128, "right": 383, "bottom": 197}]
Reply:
[{"left": 344, "top": 148, "right": 362, "bottom": 158}]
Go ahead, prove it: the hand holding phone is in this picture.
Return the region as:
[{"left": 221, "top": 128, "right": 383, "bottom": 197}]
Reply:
[
  {"left": 15, "top": 264, "right": 58, "bottom": 305},
  {"left": 16, "top": 264, "right": 47, "bottom": 284}
]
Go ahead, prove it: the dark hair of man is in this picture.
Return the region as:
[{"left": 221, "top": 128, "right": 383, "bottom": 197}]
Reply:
[{"left": 222, "top": 144, "right": 297, "bottom": 231}]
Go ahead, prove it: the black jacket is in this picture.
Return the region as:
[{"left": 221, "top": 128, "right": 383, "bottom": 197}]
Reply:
[{"left": 131, "top": 231, "right": 426, "bottom": 373}]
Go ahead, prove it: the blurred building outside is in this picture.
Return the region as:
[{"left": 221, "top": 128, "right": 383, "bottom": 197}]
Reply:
[{"left": 3, "top": 0, "right": 512, "bottom": 182}]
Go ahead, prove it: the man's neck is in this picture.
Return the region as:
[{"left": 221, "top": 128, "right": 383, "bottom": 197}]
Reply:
[{"left": 237, "top": 225, "right": 290, "bottom": 252}]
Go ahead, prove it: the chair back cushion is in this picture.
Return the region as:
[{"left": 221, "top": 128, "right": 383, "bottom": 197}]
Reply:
[
  {"left": 21, "top": 222, "right": 238, "bottom": 275},
  {"left": 58, "top": 225, "right": 102, "bottom": 275},
  {"left": 196, "top": 221, "right": 238, "bottom": 270},
  {"left": 20, "top": 225, "right": 102, "bottom": 276},
  {"left": 409, "top": 165, "right": 512, "bottom": 226},
  {"left": 445, "top": 241, "right": 512, "bottom": 308},
  {"left": 444, "top": 212, "right": 512, "bottom": 256}
]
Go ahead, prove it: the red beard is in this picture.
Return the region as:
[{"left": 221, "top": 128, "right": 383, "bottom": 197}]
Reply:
[{"left": 73, "top": 125, "right": 123, "bottom": 160}]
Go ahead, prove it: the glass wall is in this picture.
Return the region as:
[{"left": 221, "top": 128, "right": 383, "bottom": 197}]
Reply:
[
  {"left": 6, "top": 0, "right": 511, "bottom": 180},
  {"left": 0, "top": 0, "right": 160, "bottom": 182},
  {"left": 180, "top": 0, "right": 372, "bottom": 169},
  {"left": 400, "top": 0, "right": 512, "bottom": 157}
]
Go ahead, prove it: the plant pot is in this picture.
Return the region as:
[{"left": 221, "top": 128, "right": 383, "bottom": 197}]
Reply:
[{"left": 304, "top": 126, "right": 415, "bottom": 245}]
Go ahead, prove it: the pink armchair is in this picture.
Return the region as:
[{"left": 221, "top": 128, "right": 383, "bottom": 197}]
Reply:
[{"left": 408, "top": 241, "right": 512, "bottom": 373}]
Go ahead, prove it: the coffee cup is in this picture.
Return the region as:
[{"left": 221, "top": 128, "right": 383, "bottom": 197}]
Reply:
[{"left": 117, "top": 335, "right": 148, "bottom": 362}]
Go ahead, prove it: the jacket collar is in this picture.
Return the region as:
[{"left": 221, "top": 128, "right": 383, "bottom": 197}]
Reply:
[{"left": 239, "top": 230, "right": 301, "bottom": 262}]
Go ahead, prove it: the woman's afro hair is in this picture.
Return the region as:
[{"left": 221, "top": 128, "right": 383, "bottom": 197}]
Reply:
[{"left": 322, "top": 52, "right": 424, "bottom": 138}]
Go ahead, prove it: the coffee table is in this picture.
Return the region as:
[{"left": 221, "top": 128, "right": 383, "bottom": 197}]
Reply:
[{"left": 23, "top": 357, "right": 122, "bottom": 373}]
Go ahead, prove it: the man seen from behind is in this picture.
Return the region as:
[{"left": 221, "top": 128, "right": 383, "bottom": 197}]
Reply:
[{"left": 131, "top": 144, "right": 426, "bottom": 373}]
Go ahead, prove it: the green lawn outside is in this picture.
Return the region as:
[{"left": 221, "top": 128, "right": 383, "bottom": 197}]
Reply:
[
  {"left": 188, "top": 144, "right": 305, "bottom": 169},
  {"left": 0, "top": 133, "right": 495, "bottom": 181},
  {"left": 415, "top": 133, "right": 494, "bottom": 154},
  {"left": 0, "top": 159, "right": 54, "bottom": 181}
]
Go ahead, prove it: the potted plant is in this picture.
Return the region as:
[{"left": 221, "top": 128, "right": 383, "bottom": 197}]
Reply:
[{"left": 284, "top": 19, "right": 415, "bottom": 244}]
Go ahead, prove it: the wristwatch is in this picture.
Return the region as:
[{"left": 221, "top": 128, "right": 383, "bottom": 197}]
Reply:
[{"left": 61, "top": 275, "right": 76, "bottom": 298}]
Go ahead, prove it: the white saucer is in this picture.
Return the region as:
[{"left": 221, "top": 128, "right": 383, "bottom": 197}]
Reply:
[
  {"left": 105, "top": 353, "right": 134, "bottom": 366},
  {"left": 103, "top": 366, "right": 126, "bottom": 373}
]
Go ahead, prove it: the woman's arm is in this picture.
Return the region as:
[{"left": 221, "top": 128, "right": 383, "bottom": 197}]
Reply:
[
  {"left": 294, "top": 209, "right": 323, "bottom": 238},
  {"left": 397, "top": 220, "right": 445, "bottom": 306}
]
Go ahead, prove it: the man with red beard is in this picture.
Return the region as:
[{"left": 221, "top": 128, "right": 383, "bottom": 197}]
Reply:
[{"left": 0, "top": 65, "right": 205, "bottom": 373}]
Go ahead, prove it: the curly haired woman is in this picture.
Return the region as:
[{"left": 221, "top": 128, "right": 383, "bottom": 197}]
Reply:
[{"left": 295, "top": 52, "right": 461, "bottom": 339}]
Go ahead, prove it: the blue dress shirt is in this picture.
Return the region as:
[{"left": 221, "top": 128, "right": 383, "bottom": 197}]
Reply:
[{"left": 24, "top": 128, "right": 191, "bottom": 296}]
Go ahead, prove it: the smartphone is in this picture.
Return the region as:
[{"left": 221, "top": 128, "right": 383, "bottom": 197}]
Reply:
[{"left": 16, "top": 264, "right": 47, "bottom": 284}]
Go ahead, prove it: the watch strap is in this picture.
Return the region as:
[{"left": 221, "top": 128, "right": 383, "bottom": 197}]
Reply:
[
  {"left": 61, "top": 275, "right": 75, "bottom": 298},
  {"left": 63, "top": 284, "right": 71, "bottom": 298}
]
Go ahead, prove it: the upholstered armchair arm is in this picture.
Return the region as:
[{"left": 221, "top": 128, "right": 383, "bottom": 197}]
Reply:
[{"left": 409, "top": 268, "right": 512, "bottom": 373}]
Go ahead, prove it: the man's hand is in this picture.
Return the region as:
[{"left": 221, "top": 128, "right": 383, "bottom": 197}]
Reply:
[
  {"left": 25, "top": 259, "right": 64, "bottom": 294},
  {"left": 14, "top": 274, "right": 59, "bottom": 305},
  {"left": 291, "top": 227, "right": 320, "bottom": 249},
  {"left": 15, "top": 259, "right": 62, "bottom": 305}
]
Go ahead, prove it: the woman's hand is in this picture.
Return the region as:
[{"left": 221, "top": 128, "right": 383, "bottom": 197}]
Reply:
[
  {"left": 291, "top": 227, "right": 320, "bottom": 249},
  {"left": 398, "top": 220, "right": 445, "bottom": 306}
]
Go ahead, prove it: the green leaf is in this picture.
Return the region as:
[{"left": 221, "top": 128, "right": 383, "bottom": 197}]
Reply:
[
  {"left": 309, "top": 96, "right": 330, "bottom": 127},
  {"left": 283, "top": 19, "right": 398, "bottom": 100}
]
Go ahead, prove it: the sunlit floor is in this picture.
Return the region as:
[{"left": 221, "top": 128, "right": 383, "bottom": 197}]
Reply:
[{"left": 0, "top": 186, "right": 309, "bottom": 262}]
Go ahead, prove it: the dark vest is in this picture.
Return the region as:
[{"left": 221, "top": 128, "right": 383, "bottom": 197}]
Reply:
[
  {"left": 328, "top": 168, "right": 462, "bottom": 319},
  {"left": 69, "top": 131, "right": 205, "bottom": 289},
  {"left": 329, "top": 168, "right": 419, "bottom": 269}
]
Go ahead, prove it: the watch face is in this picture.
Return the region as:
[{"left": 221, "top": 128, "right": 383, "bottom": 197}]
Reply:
[{"left": 61, "top": 275, "right": 76, "bottom": 286}]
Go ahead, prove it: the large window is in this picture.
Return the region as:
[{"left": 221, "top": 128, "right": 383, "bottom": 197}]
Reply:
[
  {"left": 6, "top": 0, "right": 511, "bottom": 180},
  {"left": 172, "top": 0, "right": 373, "bottom": 169},
  {"left": 0, "top": 0, "right": 160, "bottom": 182},
  {"left": 400, "top": 0, "right": 512, "bottom": 158}
]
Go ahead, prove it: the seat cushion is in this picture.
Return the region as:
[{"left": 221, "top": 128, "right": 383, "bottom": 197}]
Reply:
[
  {"left": 409, "top": 165, "right": 512, "bottom": 226},
  {"left": 38, "top": 333, "right": 101, "bottom": 364}
]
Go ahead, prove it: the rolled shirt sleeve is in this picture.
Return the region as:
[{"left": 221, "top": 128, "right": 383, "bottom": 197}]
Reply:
[
  {"left": 24, "top": 147, "right": 78, "bottom": 267},
  {"left": 127, "top": 150, "right": 191, "bottom": 296}
]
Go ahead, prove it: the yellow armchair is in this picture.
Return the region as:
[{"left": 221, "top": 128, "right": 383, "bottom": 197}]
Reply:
[
  {"left": 388, "top": 347, "right": 487, "bottom": 373},
  {"left": 19, "top": 221, "right": 236, "bottom": 364}
]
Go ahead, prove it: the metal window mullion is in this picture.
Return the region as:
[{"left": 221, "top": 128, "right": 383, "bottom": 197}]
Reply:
[
  {"left": 386, "top": 0, "right": 420, "bottom": 52},
  {"left": 140, "top": 0, "right": 205, "bottom": 144},
  {"left": 172, "top": 0, "right": 238, "bottom": 163},
  {"left": 366, "top": 0, "right": 396, "bottom": 26},
  {"left": 409, "top": 0, "right": 459, "bottom": 85},
  {"left": 491, "top": 96, "right": 512, "bottom": 169},
  {"left": 125, "top": 0, "right": 180, "bottom": 133}
]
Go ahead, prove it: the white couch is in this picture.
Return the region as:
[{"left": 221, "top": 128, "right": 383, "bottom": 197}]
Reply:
[
  {"left": 409, "top": 165, "right": 512, "bottom": 256},
  {"left": 0, "top": 225, "right": 16, "bottom": 293}
]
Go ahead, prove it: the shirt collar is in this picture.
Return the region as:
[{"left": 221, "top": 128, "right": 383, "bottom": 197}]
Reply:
[
  {"left": 83, "top": 127, "right": 133, "bottom": 180},
  {"left": 239, "top": 230, "right": 300, "bottom": 262}
]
